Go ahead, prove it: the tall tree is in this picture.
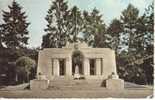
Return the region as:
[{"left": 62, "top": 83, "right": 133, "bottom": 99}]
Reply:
[
  {"left": 43, "top": 0, "right": 69, "bottom": 48},
  {"left": 1, "top": 1, "right": 29, "bottom": 49},
  {"left": 140, "top": 3, "right": 154, "bottom": 85},
  {"left": 107, "top": 19, "right": 123, "bottom": 54},
  {"left": 67, "top": 6, "right": 83, "bottom": 43},
  {"left": 0, "top": 24, "right": 4, "bottom": 48},
  {"left": 144, "top": 2, "right": 154, "bottom": 52},
  {"left": 117, "top": 3, "right": 154, "bottom": 84},
  {"left": 120, "top": 4, "right": 139, "bottom": 54},
  {"left": 83, "top": 8, "right": 106, "bottom": 47}
]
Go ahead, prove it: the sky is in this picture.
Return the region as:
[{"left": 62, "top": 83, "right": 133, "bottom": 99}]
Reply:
[{"left": 0, "top": 0, "right": 153, "bottom": 48}]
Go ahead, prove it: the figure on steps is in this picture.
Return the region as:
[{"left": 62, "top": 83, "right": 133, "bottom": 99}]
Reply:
[{"left": 74, "top": 64, "right": 80, "bottom": 79}]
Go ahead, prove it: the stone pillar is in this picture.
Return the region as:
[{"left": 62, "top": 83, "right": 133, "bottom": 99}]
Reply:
[
  {"left": 101, "top": 58, "right": 104, "bottom": 75},
  {"left": 84, "top": 58, "right": 90, "bottom": 75},
  {"left": 53, "top": 58, "right": 60, "bottom": 76},
  {"left": 65, "top": 57, "right": 72, "bottom": 76},
  {"left": 96, "top": 58, "right": 101, "bottom": 75},
  {"left": 46, "top": 58, "right": 53, "bottom": 79}
]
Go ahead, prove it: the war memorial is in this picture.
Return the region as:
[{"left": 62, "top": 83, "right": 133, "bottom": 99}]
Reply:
[{"left": 30, "top": 42, "right": 124, "bottom": 90}]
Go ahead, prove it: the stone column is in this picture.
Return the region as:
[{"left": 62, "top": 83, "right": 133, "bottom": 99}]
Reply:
[
  {"left": 65, "top": 57, "right": 72, "bottom": 76},
  {"left": 84, "top": 58, "right": 90, "bottom": 75},
  {"left": 101, "top": 58, "right": 104, "bottom": 75},
  {"left": 46, "top": 58, "right": 53, "bottom": 79},
  {"left": 96, "top": 58, "right": 101, "bottom": 75},
  {"left": 53, "top": 58, "right": 60, "bottom": 76}
]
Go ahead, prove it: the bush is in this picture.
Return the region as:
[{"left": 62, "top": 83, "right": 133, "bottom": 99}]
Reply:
[{"left": 16, "top": 56, "right": 36, "bottom": 83}]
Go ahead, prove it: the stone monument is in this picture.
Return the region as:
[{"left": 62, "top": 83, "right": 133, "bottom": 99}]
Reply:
[{"left": 30, "top": 42, "right": 124, "bottom": 90}]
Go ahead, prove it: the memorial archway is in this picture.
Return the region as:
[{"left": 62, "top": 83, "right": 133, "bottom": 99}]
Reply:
[{"left": 72, "top": 50, "right": 84, "bottom": 75}]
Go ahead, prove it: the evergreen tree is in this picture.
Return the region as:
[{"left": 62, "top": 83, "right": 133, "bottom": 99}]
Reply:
[
  {"left": 68, "top": 6, "right": 83, "bottom": 43},
  {"left": 117, "top": 3, "right": 154, "bottom": 84},
  {"left": 83, "top": 8, "right": 106, "bottom": 47},
  {"left": 43, "top": 0, "right": 69, "bottom": 48},
  {"left": 107, "top": 19, "right": 123, "bottom": 54},
  {"left": 1, "top": 1, "right": 29, "bottom": 49},
  {"left": 0, "top": 24, "right": 4, "bottom": 48},
  {"left": 144, "top": 3, "right": 154, "bottom": 51},
  {"left": 140, "top": 3, "right": 154, "bottom": 85},
  {"left": 120, "top": 4, "right": 139, "bottom": 54}
]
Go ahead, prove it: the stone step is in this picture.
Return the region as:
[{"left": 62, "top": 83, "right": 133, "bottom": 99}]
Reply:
[
  {"left": 49, "top": 79, "right": 104, "bottom": 87},
  {"left": 48, "top": 83, "right": 106, "bottom": 90},
  {"left": 49, "top": 80, "right": 87, "bottom": 86}
]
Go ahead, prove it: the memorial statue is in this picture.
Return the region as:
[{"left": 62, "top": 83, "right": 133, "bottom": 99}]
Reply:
[{"left": 74, "top": 64, "right": 80, "bottom": 79}]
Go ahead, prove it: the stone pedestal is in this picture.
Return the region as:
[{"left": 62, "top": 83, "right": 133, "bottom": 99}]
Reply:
[
  {"left": 30, "top": 79, "right": 49, "bottom": 90},
  {"left": 106, "top": 79, "right": 124, "bottom": 90}
]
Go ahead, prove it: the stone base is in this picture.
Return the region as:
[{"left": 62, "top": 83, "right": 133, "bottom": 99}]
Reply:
[
  {"left": 106, "top": 79, "right": 124, "bottom": 90},
  {"left": 30, "top": 79, "right": 49, "bottom": 90}
]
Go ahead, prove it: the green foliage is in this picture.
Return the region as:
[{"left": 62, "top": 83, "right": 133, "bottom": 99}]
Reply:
[
  {"left": 68, "top": 6, "right": 83, "bottom": 43},
  {"left": 0, "top": 1, "right": 32, "bottom": 84},
  {"left": 42, "top": 1, "right": 107, "bottom": 48},
  {"left": 117, "top": 54, "right": 148, "bottom": 84},
  {"left": 107, "top": 19, "right": 123, "bottom": 54},
  {"left": 43, "top": 0, "right": 69, "bottom": 48},
  {"left": 16, "top": 56, "right": 36, "bottom": 69},
  {"left": 120, "top": 4, "right": 140, "bottom": 53},
  {"left": 83, "top": 8, "right": 106, "bottom": 47},
  {"left": 0, "top": 47, "right": 38, "bottom": 85},
  {"left": 107, "top": 3, "right": 154, "bottom": 84},
  {"left": 16, "top": 56, "right": 36, "bottom": 83},
  {"left": 0, "top": 1, "right": 29, "bottom": 49}
]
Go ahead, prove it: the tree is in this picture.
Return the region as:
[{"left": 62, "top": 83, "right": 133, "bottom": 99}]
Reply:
[
  {"left": 107, "top": 19, "right": 123, "bottom": 54},
  {"left": 117, "top": 3, "right": 154, "bottom": 84},
  {"left": 144, "top": 3, "right": 154, "bottom": 53},
  {"left": 42, "top": 33, "right": 52, "bottom": 48},
  {"left": 16, "top": 56, "right": 36, "bottom": 83},
  {"left": 0, "top": 24, "right": 4, "bottom": 48},
  {"left": 67, "top": 6, "right": 83, "bottom": 43},
  {"left": 140, "top": 3, "right": 154, "bottom": 85},
  {"left": 120, "top": 4, "right": 139, "bottom": 54},
  {"left": 83, "top": 8, "right": 106, "bottom": 47},
  {"left": 43, "top": 0, "right": 69, "bottom": 48},
  {"left": 0, "top": 1, "right": 29, "bottom": 49}
]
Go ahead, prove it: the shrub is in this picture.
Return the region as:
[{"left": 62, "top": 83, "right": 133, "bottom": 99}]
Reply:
[{"left": 16, "top": 56, "right": 36, "bottom": 83}]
